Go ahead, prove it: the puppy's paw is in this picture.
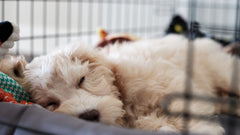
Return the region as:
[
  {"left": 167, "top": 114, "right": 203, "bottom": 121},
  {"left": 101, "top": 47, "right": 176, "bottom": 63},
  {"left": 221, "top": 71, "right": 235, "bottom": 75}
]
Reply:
[
  {"left": 190, "top": 122, "right": 225, "bottom": 135},
  {"left": 158, "top": 126, "right": 180, "bottom": 134}
]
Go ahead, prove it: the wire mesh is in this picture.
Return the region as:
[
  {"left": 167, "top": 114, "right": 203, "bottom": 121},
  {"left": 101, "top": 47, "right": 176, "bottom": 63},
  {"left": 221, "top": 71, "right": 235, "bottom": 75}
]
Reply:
[{"left": 1, "top": 0, "right": 174, "bottom": 61}]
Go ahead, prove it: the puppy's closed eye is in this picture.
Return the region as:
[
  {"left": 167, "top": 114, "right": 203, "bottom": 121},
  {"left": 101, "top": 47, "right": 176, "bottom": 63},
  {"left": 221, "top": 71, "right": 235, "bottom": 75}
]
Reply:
[{"left": 78, "top": 76, "right": 85, "bottom": 87}]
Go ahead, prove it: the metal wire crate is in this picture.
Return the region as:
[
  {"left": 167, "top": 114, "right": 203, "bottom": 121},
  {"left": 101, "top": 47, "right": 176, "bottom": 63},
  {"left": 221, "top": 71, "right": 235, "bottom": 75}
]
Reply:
[{"left": 1, "top": 0, "right": 175, "bottom": 60}]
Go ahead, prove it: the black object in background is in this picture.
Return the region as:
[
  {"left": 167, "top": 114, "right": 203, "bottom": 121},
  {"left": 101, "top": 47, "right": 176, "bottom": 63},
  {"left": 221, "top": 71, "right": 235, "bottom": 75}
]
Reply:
[{"left": 166, "top": 15, "right": 232, "bottom": 46}]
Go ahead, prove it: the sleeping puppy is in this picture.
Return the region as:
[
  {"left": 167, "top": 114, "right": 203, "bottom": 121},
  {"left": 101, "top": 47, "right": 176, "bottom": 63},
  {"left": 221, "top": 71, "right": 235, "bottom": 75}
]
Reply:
[
  {"left": 0, "top": 55, "right": 30, "bottom": 91},
  {"left": 24, "top": 35, "right": 240, "bottom": 135}
]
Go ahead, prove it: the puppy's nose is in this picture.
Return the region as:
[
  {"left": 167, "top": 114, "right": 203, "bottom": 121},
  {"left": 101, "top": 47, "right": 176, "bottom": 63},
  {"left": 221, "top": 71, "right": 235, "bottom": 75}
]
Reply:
[{"left": 78, "top": 109, "right": 100, "bottom": 122}]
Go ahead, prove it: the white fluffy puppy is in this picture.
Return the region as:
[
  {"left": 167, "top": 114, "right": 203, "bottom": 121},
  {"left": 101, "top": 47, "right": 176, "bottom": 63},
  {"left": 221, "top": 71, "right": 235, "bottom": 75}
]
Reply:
[{"left": 24, "top": 35, "right": 240, "bottom": 135}]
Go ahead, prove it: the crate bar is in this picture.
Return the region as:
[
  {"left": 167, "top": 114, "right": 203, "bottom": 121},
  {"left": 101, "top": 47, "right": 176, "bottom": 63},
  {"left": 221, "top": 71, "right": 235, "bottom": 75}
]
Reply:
[
  {"left": 182, "top": 0, "right": 197, "bottom": 134},
  {"left": 209, "top": 0, "right": 216, "bottom": 36},
  {"left": 16, "top": 0, "right": 20, "bottom": 55},
  {"left": 67, "top": 0, "right": 71, "bottom": 42},
  {"left": 43, "top": 0, "right": 47, "bottom": 55},
  {"left": 226, "top": 1, "right": 240, "bottom": 134},
  {"left": 235, "top": 0, "right": 240, "bottom": 42},
  {"left": 30, "top": 0, "right": 34, "bottom": 59},
  {"left": 221, "top": 0, "right": 230, "bottom": 40},
  {"left": 88, "top": 0, "right": 93, "bottom": 44},
  {"left": 129, "top": 0, "right": 133, "bottom": 33},
  {"left": 55, "top": 0, "right": 59, "bottom": 47},
  {"left": 98, "top": 0, "right": 103, "bottom": 28},
  {"left": 150, "top": 0, "right": 154, "bottom": 35},
  {"left": 77, "top": 0, "right": 82, "bottom": 36},
  {"left": 19, "top": 26, "right": 161, "bottom": 40},
  {"left": 2, "top": 0, "right": 158, "bottom": 5},
  {"left": 136, "top": 0, "right": 140, "bottom": 35},
  {"left": 107, "top": 0, "right": 112, "bottom": 33},
  {"left": 1, "top": 0, "right": 4, "bottom": 21},
  {"left": 120, "top": 0, "right": 124, "bottom": 33},
  {"left": 144, "top": 0, "right": 147, "bottom": 37}
]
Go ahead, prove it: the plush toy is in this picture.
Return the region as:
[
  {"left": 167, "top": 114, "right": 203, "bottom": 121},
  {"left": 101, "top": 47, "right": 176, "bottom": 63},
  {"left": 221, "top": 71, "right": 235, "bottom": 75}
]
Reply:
[
  {"left": 96, "top": 28, "right": 140, "bottom": 48},
  {"left": 165, "top": 15, "right": 189, "bottom": 36},
  {"left": 0, "top": 88, "right": 33, "bottom": 105},
  {"left": 0, "top": 21, "right": 33, "bottom": 104},
  {"left": 0, "top": 21, "right": 20, "bottom": 60},
  {"left": 0, "top": 71, "right": 32, "bottom": 102},
  {"left": 166, "top": 15, "right": 233, "bottom": 46}
]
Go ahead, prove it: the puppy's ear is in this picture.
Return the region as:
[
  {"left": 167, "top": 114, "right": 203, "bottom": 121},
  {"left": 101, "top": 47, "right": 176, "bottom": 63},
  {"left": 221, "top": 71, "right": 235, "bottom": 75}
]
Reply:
[
  {"left": 71, "top": 53, "right": 97, "bottom": 64},
  {"left": 69, "top": 46, "right": 113, "bottom": 67},
  {"left": 14, "top": 56, "right": 27, "bottom": 78},
  {"left": 69, "top": 45, "right": 116, "bottom": 76},
  {"left": 69, "top": 46, "right": 98, "bottom": 64}
]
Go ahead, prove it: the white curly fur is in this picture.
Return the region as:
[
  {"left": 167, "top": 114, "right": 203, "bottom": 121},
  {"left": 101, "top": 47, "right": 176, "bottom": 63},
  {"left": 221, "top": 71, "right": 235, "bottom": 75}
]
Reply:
[{"left": 24, "top": 35, "right": 240, "bottom": 135}]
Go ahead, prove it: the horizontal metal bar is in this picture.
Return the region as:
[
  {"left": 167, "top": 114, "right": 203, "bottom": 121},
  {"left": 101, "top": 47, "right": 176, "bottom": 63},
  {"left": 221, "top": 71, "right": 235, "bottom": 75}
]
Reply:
[
  {"left": 2, "top": 0, "right": 173, "bottom": 5},
  {"left": 19, "top": 26, "right": 163, "bottom": 40}
]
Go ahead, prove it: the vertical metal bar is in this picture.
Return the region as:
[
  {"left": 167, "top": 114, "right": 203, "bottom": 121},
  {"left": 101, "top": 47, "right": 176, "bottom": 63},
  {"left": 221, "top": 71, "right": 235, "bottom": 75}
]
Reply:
[
  {"left": 137, "top": 0, "right": 140, "bottom": 35},
  {"left": 123, "top": 0, "right": 128, "bottom": 33},
  {"left": 97, "top": 0, "right": 103, "bottom": 29},
  {"left": 116, "top": 0, "right": 121, "bottom": 32},
  {"left": 16, "top": 0, "right": 20, "bottom": 55},
  {"left": 88, "top": 0, "right": 92, "bottom": 44},
  {"left": 172, "top": 0, "right": 176, "bottom": 14},
  {"left": 226, "top": 1, "right": 240, "bottom": 135},
  {"left": 2, "top": 0, "right": 4, "bottom": 21},
  {"left": 144, "top": 0, "right": 147, "bottom": 37},
  {"left": 153, "top": 0, "right": 158, "bottom": 36},
  {"left": 43, "top": 0, "right": 47, "bottom": 55},
  {"left": 77, "top": 0, "right": 82, "bottom": 35},
  {"left": 67, "top": 0, "right": 71, "bottom": 42},
  {"left": 146, "top": 1, "right": 150, "bottom": 35},
  {"left": 155, "top": 0, "right": 159, "bottom": 36},
  {"left": 120, "top": 0, "right": 124, "bottom": 33},
  {"left": 30, "top": 0, "right": 34, "bottom": 59},
  {"left": 128, "top": 0, "right": 133, "bottom": 33},
  {"left": 55, "top": 0, "right": 59, "bottom": 47},
  {"left": 159, "top": 0, "right": 163, "bottom": 36},
  {"left": 112, "top": 0, "right": 116, "bottom": 33},
  {"left": 210, "top": 0, "right": 216, "bottom": 37},
  {"left": 222, "top": 0, "right": 229, "bottom": 40},
  {"left": 124, "top": 0, "right": 130, "bottom": 33},
  {"left": 150, "top": 0, "right": 154, "bottom": 36},
  {"left": 235, "top": 0, "right": 240, "bottom": 42},
  {"left": 107, "top": 0, "right": 112, "bottom": 33},
  {"left": 226, "top": 58, "right": 239, "bottom": 135},
  {"left": 182, "top": 0, "right": 197, "bottom": 134}
]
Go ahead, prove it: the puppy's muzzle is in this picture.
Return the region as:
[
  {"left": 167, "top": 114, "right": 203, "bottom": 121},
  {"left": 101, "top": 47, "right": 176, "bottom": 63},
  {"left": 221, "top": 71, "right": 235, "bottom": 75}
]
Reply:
[{"left": 78, "top": 109, "right": 100, "bottom": 122}]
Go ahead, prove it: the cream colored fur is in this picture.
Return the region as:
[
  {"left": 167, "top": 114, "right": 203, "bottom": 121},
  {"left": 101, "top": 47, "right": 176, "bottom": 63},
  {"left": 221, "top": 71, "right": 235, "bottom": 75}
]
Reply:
[{"left": 24, "top": 35, "right": 240, "bottom": 135}]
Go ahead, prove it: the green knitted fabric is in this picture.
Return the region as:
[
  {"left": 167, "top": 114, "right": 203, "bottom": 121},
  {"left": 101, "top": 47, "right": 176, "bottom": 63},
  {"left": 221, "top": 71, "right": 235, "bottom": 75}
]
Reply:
[{"left": 0, "top": 72, "right": 32, "bottom": 102}]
